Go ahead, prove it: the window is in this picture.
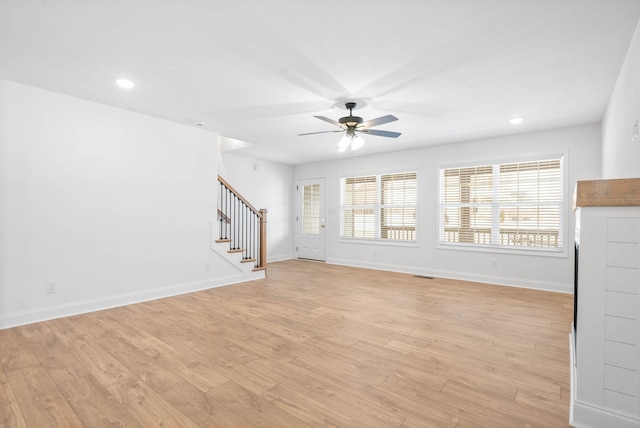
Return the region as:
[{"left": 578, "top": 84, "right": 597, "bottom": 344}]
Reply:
[
  {"left": 341, "top": 171, "right": 417, "bottom": 241},
  {"left": 439, "top": 156, "right": 563, "bottom": 251},
  {"left": 302, "top": 184, "right": 320, "bottom": 234}
]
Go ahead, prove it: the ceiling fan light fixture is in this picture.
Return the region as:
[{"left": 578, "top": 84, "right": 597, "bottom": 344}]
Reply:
[
  {"left": 351, "top": 134, "right": 365, "bottom": 151},
  {"left": 337, "top": 135, "right": 351, "bottom": 152}
]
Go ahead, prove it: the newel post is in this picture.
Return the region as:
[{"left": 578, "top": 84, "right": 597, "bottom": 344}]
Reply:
[{"left": 259, "top": 209, "right": 268, "bottom": 269}]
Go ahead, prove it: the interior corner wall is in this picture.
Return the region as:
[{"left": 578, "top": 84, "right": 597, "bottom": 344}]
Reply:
[
  {"left": 218, "top": 152, "right": 295, "bottom": 262},
  {"left": 0, "top": 79, "right": 243, "bottom": 329},
  {"left": 602, "top": 18, "right": 640, "bottom": 178},
  {"left": 294, "top": 124, "right": 601, "bottom": 293}
]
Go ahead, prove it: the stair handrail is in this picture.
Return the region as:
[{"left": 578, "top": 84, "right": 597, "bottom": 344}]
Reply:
[{"left": 218, "top": 175, "right": 261, "bottom": 216}]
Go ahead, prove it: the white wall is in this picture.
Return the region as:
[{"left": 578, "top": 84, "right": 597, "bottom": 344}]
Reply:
[
  {"left": 602, "top": 19, "right": 640, "bottom": 178},
  {"left": 0, "top": 79, "right": 246, "bottom": 329},
  {"left": 218, "top": 152, "right": 295, "bottom": 262},
  {"left": 295, "top": 124, "right": 601, "bottom": 292}
]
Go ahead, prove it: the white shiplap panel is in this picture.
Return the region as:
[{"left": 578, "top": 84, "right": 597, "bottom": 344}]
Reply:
[
  {"left": 608, "top": 218, "right": 640, "bottom": 243},
  {"left": 606, "top": 291, "right": 639, "bottom": 320},
  {"left": 606, "top": 267, "right": 640, "bottom": 295},
  {"left": 607, "top": 243, "right": 639, "bottom": 269},
  {"left": 604, "top": 389, "right": 636, "bottom": 416},
  {"left": 604, "top": 365, "right": 636, "bottom": 397},
  {"left": 606, "top": 316, "right": 637, "bottom": 345},
  {"left": 605, "top": 340, "right": 637, "bottom": 370}
]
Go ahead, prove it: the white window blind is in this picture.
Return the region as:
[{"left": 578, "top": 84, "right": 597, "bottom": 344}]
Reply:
[
  {"left": 302, "top": 184, "right": 321, "bottom": 234},
  {"left": 381, "top": 172, "right": 417, "bottom": 240},
  {"left": 341, "top": 171, "right": 416, "bottom": 241},
  {"left": 342, "top": 175, "right": 377, "bottom": 239},
  {"left": 439, "top": 157, "right": 563, "bottom": 250}
]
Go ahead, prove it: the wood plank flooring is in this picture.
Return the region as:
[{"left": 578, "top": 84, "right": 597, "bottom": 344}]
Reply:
[{"left": 0, "top": 260, "right": 573, "bottom": 427}]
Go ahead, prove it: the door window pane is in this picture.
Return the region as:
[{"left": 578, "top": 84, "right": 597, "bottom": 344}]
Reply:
[{"left": 302, "top": 184, "right": 320, "bottom": 234}]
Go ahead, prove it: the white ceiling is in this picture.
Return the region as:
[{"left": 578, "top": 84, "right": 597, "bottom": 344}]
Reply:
[{"left": 1, "top": 1, "right": 640, "bottom": 165}]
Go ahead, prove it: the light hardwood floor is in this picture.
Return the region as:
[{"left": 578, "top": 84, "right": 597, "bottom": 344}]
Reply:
[{"left": 1, "top": 260, "right": 573, "bottom": 427}]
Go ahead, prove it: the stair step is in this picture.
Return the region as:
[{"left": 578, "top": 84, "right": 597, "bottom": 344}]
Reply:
[
  {"left": 252, "top": 266, "right": 267, "bottom": 272},
  {"left": 228, "top": 248, "right": 244, "bottom": 254},
  {"left": 216, "top": 239, "right": 231, "bottom": 243},
  {"left": 240, "top": 258, "right": 256, "bottom": 264}
]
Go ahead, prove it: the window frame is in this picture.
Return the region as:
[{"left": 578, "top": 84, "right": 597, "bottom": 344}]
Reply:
[
  {"left": 340, "top": 170, "right": 418, "bottom": 244},
  {"left": 437, "top": 152, "right": 568, "bottom": 257}
]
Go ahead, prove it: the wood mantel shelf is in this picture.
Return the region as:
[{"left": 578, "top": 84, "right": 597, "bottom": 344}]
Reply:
[{"left": 574, "top": 178, "right": 640, "bottom": 209}]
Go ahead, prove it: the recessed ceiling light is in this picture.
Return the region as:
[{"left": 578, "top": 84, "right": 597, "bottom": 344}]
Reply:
[
  {"left": 510, "top": 117, "right": 524, "bottom": 125},
  {"left": 116, "top": 79, "right": 135, "bottom": 89}
]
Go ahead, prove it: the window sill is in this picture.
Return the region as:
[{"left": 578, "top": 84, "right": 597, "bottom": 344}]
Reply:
[
  {"left": 339, "top": 238, "right": 418, "bottom": 248},
  {"left": 437, "top": 242, "right": 567, "bottom": 258}
]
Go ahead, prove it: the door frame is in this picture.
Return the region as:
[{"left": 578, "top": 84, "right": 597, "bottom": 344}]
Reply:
[{"left": 296, "top": 177, "right": 326, "bottom": 261}]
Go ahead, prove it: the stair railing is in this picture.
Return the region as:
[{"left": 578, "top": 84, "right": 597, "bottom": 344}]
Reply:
[{"left": 217, "top": 175, "right": 267, "bottom": 271}]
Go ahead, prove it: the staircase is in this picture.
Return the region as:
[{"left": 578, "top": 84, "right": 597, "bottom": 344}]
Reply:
[{"left": 213, "top": 175, "right": 267, "bottom": 274}]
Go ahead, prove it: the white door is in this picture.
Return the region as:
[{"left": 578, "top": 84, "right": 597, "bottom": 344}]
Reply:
[{"left": 297, "top": 178, "right": 326, "bottom": 261}]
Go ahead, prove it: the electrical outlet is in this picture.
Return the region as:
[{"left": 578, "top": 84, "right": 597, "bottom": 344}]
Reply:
[
  {"left": 46, "top": 280, "right": 57, "bottom": 293},
  {"left": 633, "top": 118, "right": 639, "bottom": 142},
  {"left": 491, "top": 260, "right": 498, "bottom": 269},
  {"left": 204, "top": 262, "right": 212, "bottom": 271}
]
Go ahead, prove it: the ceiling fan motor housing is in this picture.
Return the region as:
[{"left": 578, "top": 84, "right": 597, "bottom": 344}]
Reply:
[
  {"left": 339, "top": 115, "right": 363, "bottom": 127},
  {"left": 340, "top": 101, "right": 362, "bottom": 127}
]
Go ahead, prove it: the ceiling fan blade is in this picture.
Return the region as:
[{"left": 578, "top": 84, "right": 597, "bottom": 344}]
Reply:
[
  {"left": 298, "top": 130, "right": 344, "bottom": 136},
  {"left": 314, "top": 115, "right": 343, "bottom": 127},
  {"left": 359, "top": 129, "right": 402, "bottom": 138},
  {"left": 360, "top": 114, "right": 398, "bottom": 128}
]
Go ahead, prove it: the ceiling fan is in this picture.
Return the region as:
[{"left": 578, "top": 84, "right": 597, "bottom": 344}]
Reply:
[{"left": 298, "top": 102, "right": 401, "bottom": 152}]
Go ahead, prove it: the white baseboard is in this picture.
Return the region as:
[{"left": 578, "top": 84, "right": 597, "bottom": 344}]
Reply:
[
  {"left": 325, "top": 257, "right": 572, "bottom": 294},
  {"left": 267, "top": 253, "right": 295, "bottom": 263},
  {"left": 571, "top": 400, "right": 640, "bottom": 428},
  {"left": 0, "top": 272, "right": 263, "bottom": 330}
]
